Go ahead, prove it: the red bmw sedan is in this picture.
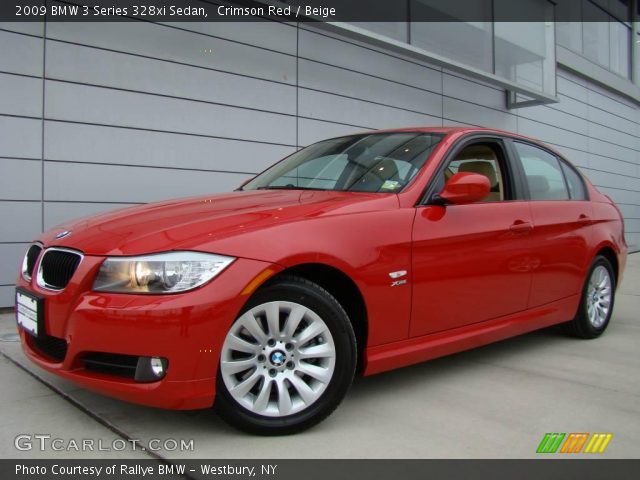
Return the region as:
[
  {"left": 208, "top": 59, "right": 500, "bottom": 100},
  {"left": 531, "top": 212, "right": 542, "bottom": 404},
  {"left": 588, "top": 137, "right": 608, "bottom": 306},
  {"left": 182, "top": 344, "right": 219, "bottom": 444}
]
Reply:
[{"left": 15, "top": 127, "right": 627, "bottom": 434}]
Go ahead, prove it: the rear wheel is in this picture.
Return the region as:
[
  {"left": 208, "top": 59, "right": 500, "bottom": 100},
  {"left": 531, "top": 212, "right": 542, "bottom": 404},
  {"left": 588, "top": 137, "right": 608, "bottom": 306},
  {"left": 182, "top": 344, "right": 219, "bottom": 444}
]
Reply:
[
  {"left": 215, "top": 276, "right": 356, "bottom": 435},
  {"left": 564, "top": 255, "right": 615, "bottom": 339}
]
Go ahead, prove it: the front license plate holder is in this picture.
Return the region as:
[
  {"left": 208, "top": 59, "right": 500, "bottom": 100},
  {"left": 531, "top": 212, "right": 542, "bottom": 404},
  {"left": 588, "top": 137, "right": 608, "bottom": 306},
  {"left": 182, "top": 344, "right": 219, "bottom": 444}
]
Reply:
[{"left": 15, "top": 287, "right": 44, "bottom": 338}]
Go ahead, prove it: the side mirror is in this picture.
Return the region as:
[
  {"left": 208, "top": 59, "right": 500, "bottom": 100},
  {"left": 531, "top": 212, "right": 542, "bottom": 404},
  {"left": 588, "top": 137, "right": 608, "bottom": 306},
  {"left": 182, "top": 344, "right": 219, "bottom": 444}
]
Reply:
[{"left": 434, "top": 172, "right": 490, "bottom": 205}]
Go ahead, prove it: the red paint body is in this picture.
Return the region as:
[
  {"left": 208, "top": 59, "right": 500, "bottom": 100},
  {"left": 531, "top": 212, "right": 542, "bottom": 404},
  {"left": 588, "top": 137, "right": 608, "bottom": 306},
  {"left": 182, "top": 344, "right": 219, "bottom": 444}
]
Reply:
[{"left": 15, "top": 128, "right": 627, "bottom": 409}]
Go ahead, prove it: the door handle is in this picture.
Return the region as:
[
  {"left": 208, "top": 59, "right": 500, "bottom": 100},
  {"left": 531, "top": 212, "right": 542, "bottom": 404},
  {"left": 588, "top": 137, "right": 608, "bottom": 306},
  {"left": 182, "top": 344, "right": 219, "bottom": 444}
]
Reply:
[
  {"left": 577, "top": 214, "right": 591, "bottom": 225},
  {"left": 509, "top": 220, "right": 533, "bottom": 234}
]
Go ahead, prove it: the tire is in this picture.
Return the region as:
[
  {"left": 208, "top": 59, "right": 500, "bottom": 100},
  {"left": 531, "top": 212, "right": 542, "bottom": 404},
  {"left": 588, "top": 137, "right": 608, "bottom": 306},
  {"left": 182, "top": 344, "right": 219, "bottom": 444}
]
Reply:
[
  {"left": 563, "top": 255, "right": 616, "bottom": 339},
  {"left": 215, "top": 275, "right": 357, "bottom": 435}
]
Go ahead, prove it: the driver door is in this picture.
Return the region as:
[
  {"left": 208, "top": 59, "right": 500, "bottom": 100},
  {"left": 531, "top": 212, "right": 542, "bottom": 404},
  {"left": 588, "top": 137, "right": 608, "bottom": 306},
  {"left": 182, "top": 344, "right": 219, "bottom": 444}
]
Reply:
[{"left": 410, "top": 138, "right": 534, "bottom": 337}]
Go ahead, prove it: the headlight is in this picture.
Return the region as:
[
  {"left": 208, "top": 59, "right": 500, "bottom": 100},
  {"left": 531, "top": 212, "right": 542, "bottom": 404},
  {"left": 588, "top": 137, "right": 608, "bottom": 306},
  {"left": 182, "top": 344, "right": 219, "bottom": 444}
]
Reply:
[{"left": 93, "top": 251, "right": 235, "bottom": 294}]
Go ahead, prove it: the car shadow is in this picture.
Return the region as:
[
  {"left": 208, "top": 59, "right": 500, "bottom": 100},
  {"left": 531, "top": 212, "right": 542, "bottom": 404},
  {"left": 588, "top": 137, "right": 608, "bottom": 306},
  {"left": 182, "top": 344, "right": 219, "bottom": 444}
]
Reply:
[{"left": 349, "top": 325, "right": 566, "bottom": 395}]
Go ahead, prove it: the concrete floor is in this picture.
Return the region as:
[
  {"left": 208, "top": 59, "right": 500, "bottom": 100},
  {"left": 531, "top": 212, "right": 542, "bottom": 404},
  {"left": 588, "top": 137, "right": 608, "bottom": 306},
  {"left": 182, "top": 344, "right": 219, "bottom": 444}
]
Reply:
[{"left": 1, "top": 254, "right": 638, "bottom": 459}]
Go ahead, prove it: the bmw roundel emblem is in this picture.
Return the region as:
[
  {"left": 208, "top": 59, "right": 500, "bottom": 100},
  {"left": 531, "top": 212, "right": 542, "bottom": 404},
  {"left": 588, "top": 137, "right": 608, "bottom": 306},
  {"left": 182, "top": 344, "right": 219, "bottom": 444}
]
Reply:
[
  {"left": 55, "top": 230, "right": 72, "bottom": 239},
  {"left": 270, "top": 351, "right": 285, "bottom": 367}
]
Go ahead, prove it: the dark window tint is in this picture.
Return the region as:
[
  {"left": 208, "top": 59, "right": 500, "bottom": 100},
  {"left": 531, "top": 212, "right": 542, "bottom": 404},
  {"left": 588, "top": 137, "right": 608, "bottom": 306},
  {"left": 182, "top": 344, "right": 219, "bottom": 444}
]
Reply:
[
  {"left": 560, "top": 161, "right": 588, "bottom": 200},
  {"left": 514, "top": 142, "right": 569, "bottom": 201}
]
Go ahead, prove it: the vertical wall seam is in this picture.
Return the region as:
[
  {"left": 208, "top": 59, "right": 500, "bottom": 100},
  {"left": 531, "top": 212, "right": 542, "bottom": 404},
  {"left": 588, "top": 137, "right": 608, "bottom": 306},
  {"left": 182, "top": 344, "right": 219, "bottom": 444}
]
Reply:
[
  {"left": 515, "top": 91, "right": 519, "bottom": 133},
  {"left": 40, "top": 15, "right": 47, "bottom": 233},
  {"left": 296, "top": 22, "right": 300, "bottom": 148},
  {"left": 441, "top": 68, "right": 444, "bottom": 126}
]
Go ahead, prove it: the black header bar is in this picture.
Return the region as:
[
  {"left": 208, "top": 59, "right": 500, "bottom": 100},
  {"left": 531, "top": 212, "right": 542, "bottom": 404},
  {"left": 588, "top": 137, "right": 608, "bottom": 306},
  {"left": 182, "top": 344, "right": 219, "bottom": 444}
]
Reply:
[{"left": 1, "top": 0, "right": 631, "bottom": 23}]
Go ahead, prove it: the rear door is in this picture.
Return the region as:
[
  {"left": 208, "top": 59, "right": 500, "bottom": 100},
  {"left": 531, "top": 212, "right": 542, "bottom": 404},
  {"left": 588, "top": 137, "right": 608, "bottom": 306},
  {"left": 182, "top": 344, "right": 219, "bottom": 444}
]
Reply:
[
  {"left": 410, "top": 136, "right": 533, "bottom": 337},
  {"left": 508, "top": 140, "right": 592, "bottom": 307}
]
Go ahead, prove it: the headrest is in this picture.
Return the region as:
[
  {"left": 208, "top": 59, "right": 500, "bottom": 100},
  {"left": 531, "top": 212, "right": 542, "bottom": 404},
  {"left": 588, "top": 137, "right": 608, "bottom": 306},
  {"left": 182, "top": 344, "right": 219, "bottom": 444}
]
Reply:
[
  {"left": 458, "top": 161, "right": 497, "bottom": 187},
  {"left": 527, "top": 175, "right": 550, "bottom": 194}
]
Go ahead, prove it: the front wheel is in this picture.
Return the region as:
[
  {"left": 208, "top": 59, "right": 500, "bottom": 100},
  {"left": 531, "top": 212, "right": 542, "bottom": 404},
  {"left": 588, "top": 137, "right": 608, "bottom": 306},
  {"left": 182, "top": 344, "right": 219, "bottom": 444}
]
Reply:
[
  {"left": 563, "top": 255, "right": 616, "bottom": 339},
  {"left": 215, "top": 276, "right": 357, "bottom": 435}
]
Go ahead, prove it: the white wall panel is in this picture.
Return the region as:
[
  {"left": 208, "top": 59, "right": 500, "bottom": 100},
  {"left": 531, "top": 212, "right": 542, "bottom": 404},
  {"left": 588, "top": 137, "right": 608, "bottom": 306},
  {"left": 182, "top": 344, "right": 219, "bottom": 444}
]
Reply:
[
  {"left": 300, "top": 59, "right": 442, "bottom": 115},
  {"left": 443, "top": 73, "right": 506, "bottom": 111},
  {"left": 43, "top": 162, "right": 248, "bottom": 203},
  {"left": 546, "top": 144, "right": 589, "bottom": 168},
  {"left": 0, "top": 202, "right": 42, "bottom": 242},
  {"left": 0, "top": 286, "right": 14, "bottom": 307},
  {"left": 0, "top": 244, "right": 28, "bottom": 285},
  {"left": 45, "top": 41, "right": 296, "bottom": 115},
  {"left": 0, "top": 73, "right": 42, "bottom": 118},
  {"left": 444, "top": 97, "right": 517, "bottom": 131},
  {"left": 595, "top": 186, "right": 638, "bottom": 204},
  {"left": 46, "top": 22, "right": 296, "bottom": 85},
  {"left": 517, "top": 117, "right": 587, "bottom": 151},
  {"left": 518, "top": 104, "right": 589, "bottom": 136},
  {"left": 44, "top": 202, "right": 139, "bottom": 230},
  {"left": 557, "top": 74, "right": 588, "bottom": 103},
  {"left": 0, "top": 30, "right": 43, "bottom": 76},
  {"left": 0, "top": 117, "right": 41, "bottom": 159},
  {"left": 588, "top": 137, "right": 636, "bottom": 164},
  {"left": 587, "top": 122, "right": 638, "bottom": 152},
  {"left": 587, "top": 88, "right": 638, "bottom": 121},
  {"left": 298, "top": 27, "right": 442, "bottom": 93},
  {"left": 299, "top": 89, "right": 440, "bottom": 130},
  {"left": 0, "top": 22, "right": 44, "bottom": 36},
  {"left": 44, "top": 81, "right": 296, "bottom": 146},
  {"left": 0, "top": 159, "right": 42, "bottom": 200},
  {"left": 162, "top": 21, "right": 297, "bottom": 55},
  {"left": 44, "top": 122, "right": 294, "bottom": 174},
  {"left": 588, "top": 154, "right": 638, "bottom": 177},
  {"left": 587, "top": 104, "right": 637, "bottom": 134},
  {"left": 298, "top": 118, "right": 368, "bottom": 146},
  {"left": 551, "top": 94, "right": 588, "bottom": 119}
]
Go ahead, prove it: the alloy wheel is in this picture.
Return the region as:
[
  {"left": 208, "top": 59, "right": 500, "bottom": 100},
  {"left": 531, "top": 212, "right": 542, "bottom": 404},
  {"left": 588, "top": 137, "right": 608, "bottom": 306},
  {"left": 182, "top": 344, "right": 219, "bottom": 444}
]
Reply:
[
  {"left": 586, "top": 265, "right": 612, "bottom": 329},
  {"left": 220, "top": 301, "right": 336, "bottom": 417}
]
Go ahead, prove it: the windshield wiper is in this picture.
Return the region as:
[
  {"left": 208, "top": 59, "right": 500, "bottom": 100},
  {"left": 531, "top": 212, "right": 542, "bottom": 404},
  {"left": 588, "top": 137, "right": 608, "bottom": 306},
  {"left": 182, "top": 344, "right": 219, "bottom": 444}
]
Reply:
[{"left": 256, "top": 185, "right": 330, "bottom": 191}]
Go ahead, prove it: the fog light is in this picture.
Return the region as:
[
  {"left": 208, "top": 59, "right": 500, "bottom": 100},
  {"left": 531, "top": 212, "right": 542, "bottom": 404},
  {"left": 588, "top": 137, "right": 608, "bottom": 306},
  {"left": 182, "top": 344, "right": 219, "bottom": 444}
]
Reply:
[
  {"left": 150, "top": 357, "right": 164, "bottom": 376},
  {"left": 134, "top": 356, "right": 168, "bottom": 382}
]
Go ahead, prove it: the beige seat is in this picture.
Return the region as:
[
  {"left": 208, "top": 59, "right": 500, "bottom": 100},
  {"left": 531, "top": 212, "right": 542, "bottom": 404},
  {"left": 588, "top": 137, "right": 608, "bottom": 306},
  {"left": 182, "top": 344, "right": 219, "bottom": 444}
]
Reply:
[{"left": 458, "top": 161, "right": 502, "bottom": 202}]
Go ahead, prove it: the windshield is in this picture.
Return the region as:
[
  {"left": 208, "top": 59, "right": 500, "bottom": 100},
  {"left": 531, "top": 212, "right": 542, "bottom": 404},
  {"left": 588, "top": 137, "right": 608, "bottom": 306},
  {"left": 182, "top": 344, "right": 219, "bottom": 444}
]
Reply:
[{"left": 242, "top": 132, "right": 444, "bottom": 193}]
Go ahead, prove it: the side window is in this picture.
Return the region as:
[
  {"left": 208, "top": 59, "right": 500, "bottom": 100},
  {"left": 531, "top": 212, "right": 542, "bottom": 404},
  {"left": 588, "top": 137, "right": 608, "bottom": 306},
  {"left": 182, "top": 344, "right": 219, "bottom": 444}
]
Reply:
[
  {"left": 514, "top": 142, "right": 569, "bottom": 201},
  {"left": 560, "top": 161, "right": 588, "bottom": 200},
  {"left": 443, "top": 143, "right": 506, "bottom": 202}
]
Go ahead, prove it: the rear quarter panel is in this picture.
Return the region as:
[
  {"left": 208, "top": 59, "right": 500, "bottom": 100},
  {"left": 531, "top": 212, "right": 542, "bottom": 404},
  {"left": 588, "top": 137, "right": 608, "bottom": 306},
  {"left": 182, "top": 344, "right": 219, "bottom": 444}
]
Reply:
[{"left": 590, "top": 198, "right": 627, "bottom": 285}]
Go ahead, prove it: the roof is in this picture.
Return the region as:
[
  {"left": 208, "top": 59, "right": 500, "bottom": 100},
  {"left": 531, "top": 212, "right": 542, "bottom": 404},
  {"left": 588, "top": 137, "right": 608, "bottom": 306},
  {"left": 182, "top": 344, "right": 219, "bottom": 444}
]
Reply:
[
  {"left": 370, "top": 126, "right": 514, "bottom": 135},
  {"left": 358, "top": 126, "right": 544, "bottom": 144}
]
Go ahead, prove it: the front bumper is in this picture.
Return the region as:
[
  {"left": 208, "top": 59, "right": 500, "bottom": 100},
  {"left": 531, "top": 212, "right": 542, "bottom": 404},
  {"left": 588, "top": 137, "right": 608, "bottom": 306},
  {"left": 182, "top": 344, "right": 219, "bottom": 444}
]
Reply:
[{"left": 16, "top": 254, "right": 279, "bottom": 410}]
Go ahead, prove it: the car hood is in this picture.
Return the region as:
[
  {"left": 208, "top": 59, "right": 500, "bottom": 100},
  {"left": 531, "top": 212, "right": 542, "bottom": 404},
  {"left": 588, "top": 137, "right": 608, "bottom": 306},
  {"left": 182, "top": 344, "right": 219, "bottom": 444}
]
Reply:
[{"left": 40, "top": 190, "right": 398, "bottom": 257}]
